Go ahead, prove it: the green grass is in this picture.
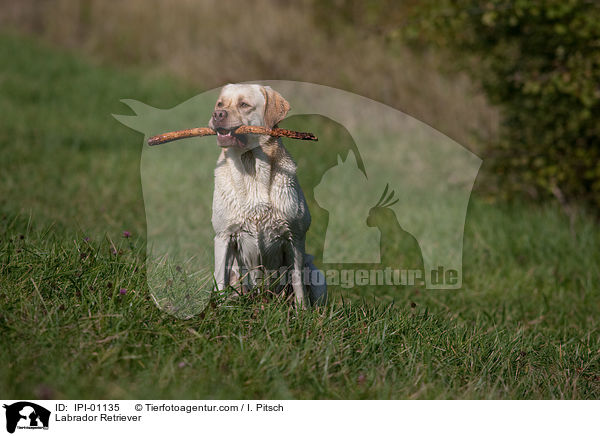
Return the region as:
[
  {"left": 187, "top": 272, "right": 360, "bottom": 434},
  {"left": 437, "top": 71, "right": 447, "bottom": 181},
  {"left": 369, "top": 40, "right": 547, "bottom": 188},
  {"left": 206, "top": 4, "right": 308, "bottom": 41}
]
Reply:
[{"left": 1, "top": 32, "right": 599, "bottom": 399}]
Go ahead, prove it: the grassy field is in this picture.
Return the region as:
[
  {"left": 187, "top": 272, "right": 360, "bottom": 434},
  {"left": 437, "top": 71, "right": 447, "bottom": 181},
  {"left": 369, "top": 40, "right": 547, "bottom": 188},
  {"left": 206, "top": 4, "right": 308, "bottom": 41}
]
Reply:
[{"left": 1, "top": 33, "right": 599, "bottom": 399}]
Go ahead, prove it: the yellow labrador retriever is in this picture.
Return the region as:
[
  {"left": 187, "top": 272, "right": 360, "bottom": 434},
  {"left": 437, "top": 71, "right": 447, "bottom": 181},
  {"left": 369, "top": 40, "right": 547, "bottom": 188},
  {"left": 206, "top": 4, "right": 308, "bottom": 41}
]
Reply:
[{"left": 208, "top": 84, "right": 326, "bottom": 306}]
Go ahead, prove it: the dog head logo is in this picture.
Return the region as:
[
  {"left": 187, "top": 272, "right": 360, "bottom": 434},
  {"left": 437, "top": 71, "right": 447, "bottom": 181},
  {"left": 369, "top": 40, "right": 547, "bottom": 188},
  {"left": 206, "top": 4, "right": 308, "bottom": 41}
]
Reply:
[
  {"left": 3, "top": 402, "right": 50, "bottom": 434},
  {"left": 114, "top": 80, "right": 481, "bottom": 317}
]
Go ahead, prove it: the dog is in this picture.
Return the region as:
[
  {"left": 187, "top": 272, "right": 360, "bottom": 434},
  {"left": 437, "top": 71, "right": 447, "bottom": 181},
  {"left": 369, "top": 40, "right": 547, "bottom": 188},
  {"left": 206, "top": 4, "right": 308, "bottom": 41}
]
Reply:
[{"left": 208, "top": 84, "right": 326, "bottom": 306}]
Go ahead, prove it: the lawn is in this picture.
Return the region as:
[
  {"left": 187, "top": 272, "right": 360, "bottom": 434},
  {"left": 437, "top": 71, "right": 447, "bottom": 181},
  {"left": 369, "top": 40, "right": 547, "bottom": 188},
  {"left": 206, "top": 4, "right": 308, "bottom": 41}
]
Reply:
[{"left": 1, "top": 32, "right": 599, "bottom": 399}]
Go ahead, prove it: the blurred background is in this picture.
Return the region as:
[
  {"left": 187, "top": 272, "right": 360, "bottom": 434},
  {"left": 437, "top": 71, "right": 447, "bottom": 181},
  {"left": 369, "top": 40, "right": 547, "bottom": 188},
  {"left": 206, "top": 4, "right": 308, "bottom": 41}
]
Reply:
[{"left": 2, "top": 0, "right": 598, "bottom": 211}]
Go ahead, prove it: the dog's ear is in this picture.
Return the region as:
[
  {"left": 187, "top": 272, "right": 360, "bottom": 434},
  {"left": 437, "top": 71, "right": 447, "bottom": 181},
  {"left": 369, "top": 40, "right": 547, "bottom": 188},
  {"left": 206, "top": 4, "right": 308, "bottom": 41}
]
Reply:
[{"left": 261, "top": 86, "right": 290, "bottom": 129}]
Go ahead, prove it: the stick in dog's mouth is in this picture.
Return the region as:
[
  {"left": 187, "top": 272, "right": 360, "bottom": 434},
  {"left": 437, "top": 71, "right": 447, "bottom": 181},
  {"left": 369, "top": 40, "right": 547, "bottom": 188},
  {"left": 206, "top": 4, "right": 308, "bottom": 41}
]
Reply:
[
  {"left": 216, "top": 128, "right": 232, "bottom": 135},
  {"left": 215, "top": 126, "right": 248, "bottom": 148},
  {"left": 147, "top": 125, "right": 318, "bottom": 146}
]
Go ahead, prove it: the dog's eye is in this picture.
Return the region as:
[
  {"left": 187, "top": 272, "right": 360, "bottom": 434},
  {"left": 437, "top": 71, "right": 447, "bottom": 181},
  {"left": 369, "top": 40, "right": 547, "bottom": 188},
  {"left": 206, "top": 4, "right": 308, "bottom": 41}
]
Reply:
[{"left": 239, "top": 102, "right": 250, "bottom": 108}]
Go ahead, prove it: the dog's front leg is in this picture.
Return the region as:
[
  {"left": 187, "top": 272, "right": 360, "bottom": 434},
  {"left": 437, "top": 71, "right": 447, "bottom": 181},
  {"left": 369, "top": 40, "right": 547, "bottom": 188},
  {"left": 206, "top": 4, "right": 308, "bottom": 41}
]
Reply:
[
  {"left": 288, "top": 243, "right": 309, "bottom": 308},
  {"left": 214, "top": 235, "right": 233, "bottom": 291}
]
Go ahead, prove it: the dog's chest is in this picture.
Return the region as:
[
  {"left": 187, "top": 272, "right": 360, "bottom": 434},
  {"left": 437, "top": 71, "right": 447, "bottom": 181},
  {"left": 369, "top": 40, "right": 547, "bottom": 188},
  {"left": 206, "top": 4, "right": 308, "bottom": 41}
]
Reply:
[{"left": 213, "top": 151, "right": 297, "bottom": 242}]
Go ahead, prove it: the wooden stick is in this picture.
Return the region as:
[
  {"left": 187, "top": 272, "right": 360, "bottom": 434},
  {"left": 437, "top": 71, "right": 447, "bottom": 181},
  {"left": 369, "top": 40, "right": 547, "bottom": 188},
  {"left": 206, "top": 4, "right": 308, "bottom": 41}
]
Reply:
[
  {"left": 147, "top": 127, "right": 215, "bottom": 146},
  {"left": 147, "top": 126, "right": 317, "bottom": 146},
  {"left": 235, "top": 126, "right": 318, "bottom": 141}
]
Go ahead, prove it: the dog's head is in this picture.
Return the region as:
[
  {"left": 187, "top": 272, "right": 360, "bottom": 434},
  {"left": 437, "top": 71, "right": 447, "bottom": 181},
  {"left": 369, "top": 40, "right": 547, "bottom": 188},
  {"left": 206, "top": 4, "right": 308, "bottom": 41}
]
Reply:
[{"left": 208, "top": 84, "right": 290, "bottom": 149}]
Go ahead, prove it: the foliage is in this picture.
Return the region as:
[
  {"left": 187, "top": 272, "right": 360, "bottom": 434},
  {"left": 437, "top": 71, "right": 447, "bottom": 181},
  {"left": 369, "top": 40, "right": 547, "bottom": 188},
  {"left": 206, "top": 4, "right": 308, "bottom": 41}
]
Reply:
[{"left": 315, "top": 0, "right": 600, "bottom": 209}]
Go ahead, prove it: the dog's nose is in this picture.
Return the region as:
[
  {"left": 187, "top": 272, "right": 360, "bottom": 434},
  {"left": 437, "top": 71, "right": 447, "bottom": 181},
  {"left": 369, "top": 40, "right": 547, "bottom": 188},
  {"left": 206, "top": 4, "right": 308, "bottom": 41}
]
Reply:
[{"left": 212, "top": 110, "right": 228, "bottom": 122}]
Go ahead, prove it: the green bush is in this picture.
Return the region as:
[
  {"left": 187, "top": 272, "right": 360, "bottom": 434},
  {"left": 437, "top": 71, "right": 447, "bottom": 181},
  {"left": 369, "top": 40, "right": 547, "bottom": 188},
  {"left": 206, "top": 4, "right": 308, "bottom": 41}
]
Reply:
[{"left": 315, "top": 1, "right": 600, "bottom": 209}]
